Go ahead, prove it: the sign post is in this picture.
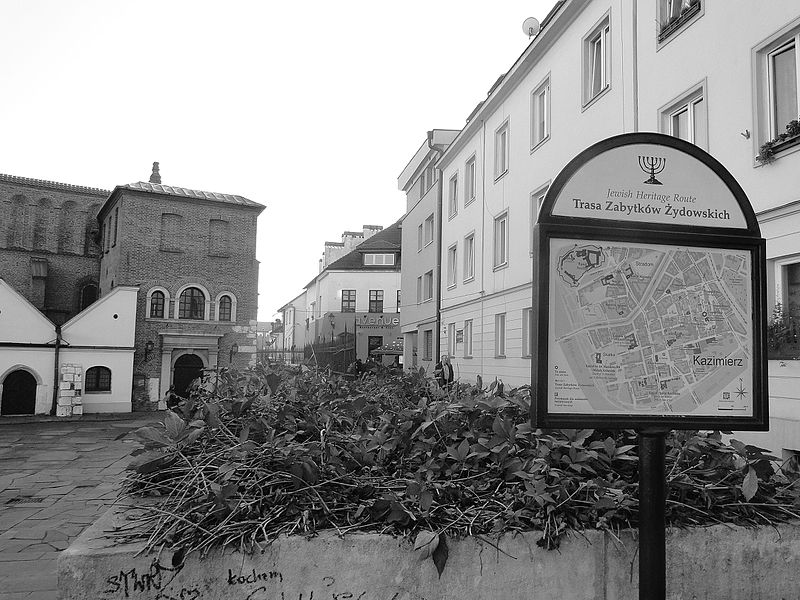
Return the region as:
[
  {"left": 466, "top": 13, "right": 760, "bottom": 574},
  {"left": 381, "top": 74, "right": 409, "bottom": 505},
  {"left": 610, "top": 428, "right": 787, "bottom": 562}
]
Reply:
[{"left": 532, "top": 133, "right": 768, "bottom": 599}]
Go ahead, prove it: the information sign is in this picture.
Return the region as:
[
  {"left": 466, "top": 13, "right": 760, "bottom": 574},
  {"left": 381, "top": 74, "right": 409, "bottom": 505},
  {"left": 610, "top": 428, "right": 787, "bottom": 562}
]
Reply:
[{"left": 532, "top": 133, "right": 767, "bottom": 430}]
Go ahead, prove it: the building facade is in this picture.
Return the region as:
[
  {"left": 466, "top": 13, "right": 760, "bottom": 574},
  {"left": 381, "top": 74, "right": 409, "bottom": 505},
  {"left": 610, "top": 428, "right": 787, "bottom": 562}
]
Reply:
[
  {"left": 0, "top": 164, "right": 265, "bottom": 415},
  {"left": 0, "top": 173, "right": 107, "bottom": 324},
  {"left": 279, "top": 223, "right": 403, "bottom": 365},
  {"left": 97, "top": 172, "right": 265, "bottom": 409},
  {"left": 412, "top": 0, "right": 800, "bottom": 454},
  {"left": 397, "top": 130, "right": 459, "bottom": 373}
]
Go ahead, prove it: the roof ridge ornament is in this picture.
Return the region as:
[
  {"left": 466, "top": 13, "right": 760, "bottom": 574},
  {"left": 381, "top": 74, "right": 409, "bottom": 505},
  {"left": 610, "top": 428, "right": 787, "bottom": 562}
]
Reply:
[{"left": 149, "top": 162, "right": 161, "bottom": 184}]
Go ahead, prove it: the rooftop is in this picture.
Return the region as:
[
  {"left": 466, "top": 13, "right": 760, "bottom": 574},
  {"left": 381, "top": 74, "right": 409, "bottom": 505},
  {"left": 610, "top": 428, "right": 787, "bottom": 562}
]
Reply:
[
  {"left": 0, "top": 173, "right": 109, "bottom": 196},
  {"left": 119, "top": 181, "right": 264, "bottom": 208}
]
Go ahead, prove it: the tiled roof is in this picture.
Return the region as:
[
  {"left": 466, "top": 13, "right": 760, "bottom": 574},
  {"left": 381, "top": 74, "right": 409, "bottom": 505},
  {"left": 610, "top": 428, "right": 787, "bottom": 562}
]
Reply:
[
  {"left": 119, "top": 181, "right": 264, "bottom": 208},
  {"left": 0, "top": 173, "right": 109, "bottom": 196}
]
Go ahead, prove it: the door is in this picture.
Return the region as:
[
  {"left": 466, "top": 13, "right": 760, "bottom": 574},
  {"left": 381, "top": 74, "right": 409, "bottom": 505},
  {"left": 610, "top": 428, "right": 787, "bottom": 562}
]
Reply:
[
  {"left": 1, "top": 370, "right": 37, "bottom": 415},
  {"left": 172, "top": 354, "right": 204, "bottom": 398}
]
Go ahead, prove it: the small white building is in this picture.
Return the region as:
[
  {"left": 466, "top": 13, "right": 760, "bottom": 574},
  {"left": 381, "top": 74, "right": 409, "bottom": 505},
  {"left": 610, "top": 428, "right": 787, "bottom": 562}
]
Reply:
[{"left": 0, "top": 278, "right": 137, "bottom": 416}]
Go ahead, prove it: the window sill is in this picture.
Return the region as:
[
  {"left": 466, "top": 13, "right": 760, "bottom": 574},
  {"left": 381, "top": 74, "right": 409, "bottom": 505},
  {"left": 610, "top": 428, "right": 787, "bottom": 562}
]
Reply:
[
  {"left": 463, "top": 355, "right": 473, "bottom": 359},
  {"left": 463, "top": 276, "right": 475, "bottom": 284},
  {"left": 447, "top": 283, "right": 457, "bottom": 290},
  {"left": 464, "top": 197, "right": 476, "bottom": 208},
  {"left": 581, "top": 85, "right": 610, "bottom": 112},
  {"left": 160, "top": 248, "right": 184, "bottom": 254},
  {"left": 493, "top": 262, "right": 508, "bottom": 272},
  {"left": 424, "top": 241, "right": 434, "bottom": 248},
  {"left": 755, "top": 135, "right": 800, "bottom": 166},
  {"left": 495, "top": 355, "right": 506, "bottom": 359},
  {"left": 448, "top": 212, "right": 458, "bottom": 221},
  {"left": 530, "top": 135, "right": 550, "bottom": 154},
  {"left": 84, "top": 390, "right": 111, "bottom": 394},
  {"left": 494, "top": 170, "right": 508, "bottom": 184}
]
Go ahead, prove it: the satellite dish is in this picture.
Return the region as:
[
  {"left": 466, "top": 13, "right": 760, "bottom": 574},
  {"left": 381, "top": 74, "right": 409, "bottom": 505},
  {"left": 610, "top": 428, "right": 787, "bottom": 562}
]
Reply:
[{"left": 522, "top": 17, "right": 541, "bottom": 38}]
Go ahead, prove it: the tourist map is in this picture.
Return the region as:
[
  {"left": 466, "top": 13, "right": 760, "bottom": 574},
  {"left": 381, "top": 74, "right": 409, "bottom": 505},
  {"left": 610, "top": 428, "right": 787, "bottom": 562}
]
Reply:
[{"left": 548, "top": 239, "right": 753, "bottom": 416}]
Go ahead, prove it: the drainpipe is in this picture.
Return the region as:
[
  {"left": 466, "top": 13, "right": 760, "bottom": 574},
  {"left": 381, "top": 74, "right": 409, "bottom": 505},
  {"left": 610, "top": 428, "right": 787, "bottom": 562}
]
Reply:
[
  {"left": 429, "top": 131, "right": 444, "bottom": 361},
  {"left": 50, "top": 324, "right": 62, "bottom": 416}
]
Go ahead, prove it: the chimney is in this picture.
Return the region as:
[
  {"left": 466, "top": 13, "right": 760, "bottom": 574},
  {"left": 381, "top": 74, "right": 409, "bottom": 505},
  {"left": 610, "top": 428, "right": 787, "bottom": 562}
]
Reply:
[{"left": 149, "top": 162, "right": 161, "bottom": 184}]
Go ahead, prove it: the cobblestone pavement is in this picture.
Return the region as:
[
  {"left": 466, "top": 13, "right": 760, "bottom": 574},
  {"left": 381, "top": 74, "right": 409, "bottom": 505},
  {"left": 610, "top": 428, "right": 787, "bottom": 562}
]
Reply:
[{"left": 0, "top": 415, "right": 159, "bottom": 599}]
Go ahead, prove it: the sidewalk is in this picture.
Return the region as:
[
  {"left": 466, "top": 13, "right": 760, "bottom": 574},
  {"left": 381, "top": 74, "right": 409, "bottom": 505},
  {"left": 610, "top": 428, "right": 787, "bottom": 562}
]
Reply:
[{"left": 0, "top": 415, "right": 159, "bottom": 599}]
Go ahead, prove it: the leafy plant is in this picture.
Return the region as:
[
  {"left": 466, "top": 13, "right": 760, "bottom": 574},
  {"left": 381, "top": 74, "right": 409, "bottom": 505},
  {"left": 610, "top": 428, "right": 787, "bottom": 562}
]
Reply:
[
  {"left": 118, "top": 364, "right": 800, "bottom": 574},
  {"left": 756, "top": 116, "right": 800, "bottom": 164},
  {"left": 767, "top": 302, "right": 800, "bottom": 359}
]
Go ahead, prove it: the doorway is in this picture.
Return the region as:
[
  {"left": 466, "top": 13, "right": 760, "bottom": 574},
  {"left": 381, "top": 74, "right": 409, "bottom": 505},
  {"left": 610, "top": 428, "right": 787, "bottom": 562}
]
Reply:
[
  {"left": 173, "top": 354, "right": 204, "bottom": 398},
  {"left": 1, "top": 369, "right": 37, "bottom": 415}
]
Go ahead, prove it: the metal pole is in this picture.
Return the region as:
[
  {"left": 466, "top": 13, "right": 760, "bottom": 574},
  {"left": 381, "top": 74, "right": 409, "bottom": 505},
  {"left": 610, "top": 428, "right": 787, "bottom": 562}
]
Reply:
[{"left": 638, "top": 429, "right": 667, "bottom": 600}]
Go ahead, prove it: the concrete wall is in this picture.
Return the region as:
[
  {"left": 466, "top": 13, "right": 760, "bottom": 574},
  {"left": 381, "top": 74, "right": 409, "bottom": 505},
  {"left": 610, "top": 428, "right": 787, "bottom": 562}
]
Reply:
[{"left": 59, "top": 506, "right": 800, "bottom": 600}]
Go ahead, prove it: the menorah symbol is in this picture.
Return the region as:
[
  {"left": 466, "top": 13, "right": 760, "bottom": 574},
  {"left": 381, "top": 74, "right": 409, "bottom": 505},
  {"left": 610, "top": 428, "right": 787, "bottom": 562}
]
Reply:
[{"left": 639, "top": 155, "right": 666, "bottom": 185}]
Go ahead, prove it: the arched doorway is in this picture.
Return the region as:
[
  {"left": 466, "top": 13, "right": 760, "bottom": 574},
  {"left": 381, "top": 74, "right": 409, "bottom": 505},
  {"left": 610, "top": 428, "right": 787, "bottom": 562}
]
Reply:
[
  {"left": 173, "top": 354, "right": 204, "bottom": 398},
  {"left": 1, "top": 370, "right": 37, "bottom": 415}
]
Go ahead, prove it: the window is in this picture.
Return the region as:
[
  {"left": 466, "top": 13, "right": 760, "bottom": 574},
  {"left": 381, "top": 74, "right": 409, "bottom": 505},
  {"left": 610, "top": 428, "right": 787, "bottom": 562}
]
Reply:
[
  {"left": 493, "top": 212, "right": 508, "bottom": 268},
  {"left": 160, "top": 213, "right": 183, "bottom": 252},
  {"left": 150, "top": 290, "right": 165, "bottom": 318},
  {"left": 368, "top": 336, "right": 384, "bottom": 355},
  {"left": 465, "top": 156, "right": 476, "bottom": 206},
  {"left": 463, "top": 319, "right": 473, "bottom": 358},
  {"left": 448, "top": 173, "right": 458, "bottom": 218},
  {"left": 447, "top": 244, "right": 457, "bottom": 288},
  {"left": 658, "top": 0, "right": 702, "bottom": 43},
  {"left": 447, "top": 323, "right": 456, "bottom": 357},
  {"left": 79, "top": 283, "right": 98, "bottom": 311},
  {"left": 754, "top": 20, "right": 800, "bottom": 158},
  {"left": 369, "top": 290, "right": 384, "bottom": 313},
  {"left": 423, "top": 329, "right": 433, "bottom": 361},
  {"left": 209, "top": 219, "right": 230, "bottom": 256},
  {"left": 423, "top": 270, "right": 434, "bottom": 301},
  {"left": 112, "top": 207, "right": 119, "bottom": 247},
  {"left": 531, "top": 76, "right": 551, "bottom": 149},
  {"left": 495, "top": 313, "right": 506, "bottom": 357},
  {"left": 522, "top": 307, "right": 533, "bottom": 358},
  {"left": 416, "top": 276, "right": 422, "bottom": 304},
  {"left": 660, "top": 83, "right": 708, "bottom": 150},
  {"left": 583, "top": 15, "right": 610, "bottom": 106},
  {"left": 770, "top": 40, "right": 799, "bottom": 138},
  {"left": 417, "top": 224, "right": 423, "bottom": 251},
  {"left": 397, "top": 289, "right": 401, "bottom": 312},
  {"left": 364, "top": 253, "right": 395, "bottom": 266},
  {"left": 424, "top": 214, "right": 434, "bottom": 246},
  {"left": 464, "top": 233, "right": 475, "bottom": 281},
  {"left": 495, "top": 120, "right": 510, "bottom": 179},
  {"left": 310, "top": 301, "right": 316, "bottom": 321},
  {"left": 85, "top": 366, "right": 111, "bottom": 392},
  {"left": 179, "top": 287, "right": 205, "bottom": 320},
  {"left": 342, "top": 289, "right": 356, "bottom": 312},
  {"left": 217, "top": 295, "right": 232, "bottom": 321},
  {"left": 530, "top": 184, "right": 549, "bottom": 251}
]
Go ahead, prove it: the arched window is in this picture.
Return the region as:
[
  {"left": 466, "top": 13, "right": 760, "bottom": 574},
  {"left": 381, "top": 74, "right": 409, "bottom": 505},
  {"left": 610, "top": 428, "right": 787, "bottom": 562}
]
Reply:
[
  {"left": 218, "top": 295, "right": 232, "bottom": 321},
  {"left": 85, "top": 366, "right": 111, "bottom": 392},
  {"left": 33, "top": 198, "right": 52, "bottom": 251},
  {"left": 150, "top": 290, "right": 165, "bottom": 318},
  {"left": 80, "top": 283, "right": 98, "bottom": 310},
  {"left": 179, "top": 287, "right": 205, "bottom": 320},
  {"left": 58, "top": 201, "right": 77, "bottom": 253},
  {"left": 7, "top": 196, "right": 26, "bottom": 248}
]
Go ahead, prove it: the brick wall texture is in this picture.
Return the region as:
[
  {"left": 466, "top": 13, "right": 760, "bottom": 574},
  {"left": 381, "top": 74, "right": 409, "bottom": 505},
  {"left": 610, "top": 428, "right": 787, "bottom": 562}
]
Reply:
[{"left": 0, "top": 178, "right": 106, "bottom": 323}]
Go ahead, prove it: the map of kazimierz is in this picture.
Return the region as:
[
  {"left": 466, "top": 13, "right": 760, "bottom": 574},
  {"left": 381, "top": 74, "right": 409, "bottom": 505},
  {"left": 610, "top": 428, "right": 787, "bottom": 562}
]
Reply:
[{"left": 549, "top": 240, "right": 753, "bottom": 416}]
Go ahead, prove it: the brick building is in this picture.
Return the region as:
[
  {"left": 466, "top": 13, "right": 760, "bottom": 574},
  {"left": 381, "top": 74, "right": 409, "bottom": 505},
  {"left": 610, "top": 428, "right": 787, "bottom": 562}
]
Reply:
[
  {"left": 0, "top": 164, "right": 265, "bottom": 414},
  {"left": 0, "top": 173, "right": 107, "bottom": 324},
  {"left": 97, "top": 165, "right": 265, "bottom": 409}
]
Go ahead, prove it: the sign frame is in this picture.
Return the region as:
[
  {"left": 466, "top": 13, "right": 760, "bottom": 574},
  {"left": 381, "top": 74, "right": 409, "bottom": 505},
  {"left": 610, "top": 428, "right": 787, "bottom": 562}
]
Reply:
[{"left": 532, "top": 133, "right": 768, "bottom": 431}]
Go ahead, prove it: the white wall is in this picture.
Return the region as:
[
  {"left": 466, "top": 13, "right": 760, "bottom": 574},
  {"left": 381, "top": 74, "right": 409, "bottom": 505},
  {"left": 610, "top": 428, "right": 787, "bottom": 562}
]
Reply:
[
  {"left": 61, "top": 286, "right": 138, "bottom": 347},
  {"left": 60, "top": 348, "right": 133, "bottom": 413}
]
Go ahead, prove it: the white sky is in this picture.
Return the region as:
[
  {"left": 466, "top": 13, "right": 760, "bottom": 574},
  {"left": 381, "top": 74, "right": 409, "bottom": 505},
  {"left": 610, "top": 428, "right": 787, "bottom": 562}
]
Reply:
[{"left": 0, "top": 1, "right": 557, "bottom": 320}]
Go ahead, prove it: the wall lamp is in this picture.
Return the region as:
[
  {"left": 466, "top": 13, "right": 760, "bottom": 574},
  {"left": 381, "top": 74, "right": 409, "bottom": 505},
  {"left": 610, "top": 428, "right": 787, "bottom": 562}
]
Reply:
[
  {"left": 144, "top": 340, "right": 155, "bottom": 361},
  {"left": 230, "top": 342, "right": 239, "bottom": 363}
]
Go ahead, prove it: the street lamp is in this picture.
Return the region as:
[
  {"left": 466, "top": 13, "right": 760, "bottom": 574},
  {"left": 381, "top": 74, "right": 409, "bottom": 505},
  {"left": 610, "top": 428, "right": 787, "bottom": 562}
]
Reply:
[{"left": 328, "top": 313, "right": 336, "bottom": 343}]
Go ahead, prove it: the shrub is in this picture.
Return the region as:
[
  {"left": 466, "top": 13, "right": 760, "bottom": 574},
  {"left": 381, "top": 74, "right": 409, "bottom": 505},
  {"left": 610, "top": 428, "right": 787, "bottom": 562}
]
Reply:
[{"left": 120, "top": 364, "right": 800, "bottom": 570}]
